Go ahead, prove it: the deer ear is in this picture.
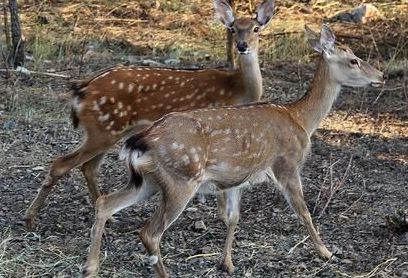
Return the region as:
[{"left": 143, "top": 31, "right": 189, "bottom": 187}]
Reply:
[
  {"left": 305, "top": 25, "right": 323, "bottom": 53},
  {"left": 319, "top": 24, "right": 336, "bottom": 54},
  {"left": 256, "top": 0, "right": 275, "bottom": 27},
  {"left": 214, "top": 0, "right": 235, "bottom": 27}
]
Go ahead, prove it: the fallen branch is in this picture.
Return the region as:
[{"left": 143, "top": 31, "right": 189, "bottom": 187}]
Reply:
[
  {"left": 336, "top": 257, "right": 398, "bottom": 278},
  {"left": 288, "top": 235, "right": 310, "bottom": 254},
  {"left": 0, "top": 68, "right": 70, "bottom": 78},
  {"left": 94, "top": 18, "right": 148, "bottom": 23},
  {"left": 185, "top": 252, "right": 219, "bottom": 261},
  {"left": 318, "top": 155, "right": 353, "bottom": 219}
]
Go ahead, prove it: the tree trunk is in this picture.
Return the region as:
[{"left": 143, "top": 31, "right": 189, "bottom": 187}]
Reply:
[
  {"left": 226, "top": 0, "right": 236, "bottom": 69},
  {"left": 8, "top": 0, "right": 25, "bottom": 68}
]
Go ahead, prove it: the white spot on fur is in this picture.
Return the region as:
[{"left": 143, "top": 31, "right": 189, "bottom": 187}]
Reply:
[
  {"left": 181, "top": 154, "right": 190, "bottom": 165},
  {"left": 98, "top": 113, "right": 110, "bottom": 122},
  {"left": 128, "top": 83, "right": 135, "bottom": 93},
  {"left": 92, "top": 101, "right": 100, "bottom": 111},
  {"left": 99, "top": 96, "right": 107, "bottom": 105},
  {"left": 118, "top": 82, "right": 124, "bottom": 90}
]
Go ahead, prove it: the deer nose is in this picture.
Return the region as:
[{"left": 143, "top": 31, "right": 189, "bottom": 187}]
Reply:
[{"left": 236, "top": 41, "right": 248, "bottom": 53}]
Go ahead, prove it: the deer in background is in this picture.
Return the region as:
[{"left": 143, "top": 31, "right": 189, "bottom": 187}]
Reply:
[
  {"left": 24, "top": 0, "right": 276, "bottom": 229},
  {"left": 82, "top": 24, "right": 384, "bottom": 277}
]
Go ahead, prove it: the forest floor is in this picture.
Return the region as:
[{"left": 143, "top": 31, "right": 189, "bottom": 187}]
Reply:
[{"left": 1, "top": 0, "right": 407, "bottom": 277}]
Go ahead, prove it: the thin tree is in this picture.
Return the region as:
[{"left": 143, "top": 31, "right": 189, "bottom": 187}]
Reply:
[
  {"left": 226, "top": 0, "right": 236, "bottom": 68},
  {"left": 8, "top": 0, "right": 24, "bottom": 68}
]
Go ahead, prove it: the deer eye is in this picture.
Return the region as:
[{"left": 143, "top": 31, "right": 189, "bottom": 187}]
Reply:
[
  {"left": 350, "top": 59, "right": 360, "bottom": 67},
  {"left": 253, "top": 26, "right": 260, "bottom": 33}
]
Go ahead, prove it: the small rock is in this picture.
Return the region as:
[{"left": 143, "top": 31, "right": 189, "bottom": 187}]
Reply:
[
  {"left": 332, "top": 245, "right": 343, "bottom": 256},
  {"left": 164, "top": 58, "right": 180, "bottom": 66},
  {"left": 16, "top": 66, "right": 31, "bottom": 76},
  {"left": 200, "top": 245, "right": 212, "bottom": 253},
  {"left": 3, "top": 120, "right": 16, "bottom": 130},
  {"left": 329, "top": 4, "right": 381, "bottom": 24},
  {"left": 194, "top": 220, "right": 207, "bottom": 231},
  {"left": 142, "top": 59, "right": 163, "bottom": 67},
  {"left": 186, "top": 207, "right": 198, "bottom": 212},
  {"left": 342, "top": 259, "right": 354, "bottom": 264}
]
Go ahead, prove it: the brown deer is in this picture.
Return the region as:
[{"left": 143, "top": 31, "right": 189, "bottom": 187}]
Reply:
[
  {"left": 24, "top": 0, "right": 276, "bottom": 229},
  {"left": 82, "top": 24, "right": 384, "bottom": 277}
]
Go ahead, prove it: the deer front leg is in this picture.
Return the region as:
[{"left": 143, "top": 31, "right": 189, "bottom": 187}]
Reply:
[
  {"left": 275, "top": 168, "right": 332, "bottom": 259},
  {"left": 217, "top": 188, "right": 241, "bottom": 274}
]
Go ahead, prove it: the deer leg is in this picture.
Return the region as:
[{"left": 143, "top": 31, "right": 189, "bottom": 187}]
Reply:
[
  {"left": 24, "top": 139, "right": 113, "bottom": 229},
  {"left": 139, "top": 181, "right": 197, "bottom": 278},
  {"left": 218, "top": 188, "right": 241, "bottom": 274},
  {"left": 81, "top": 153, "right": 106, "bottom": 203},
  {"left": 277, "top": 172, "right": 332, "bottom": 259},
  {"left": 82, "top": 179, "right": 157, "bottom": 278},
  {"left": 216, "top": 192, "right": 227, "bottom": 223}
]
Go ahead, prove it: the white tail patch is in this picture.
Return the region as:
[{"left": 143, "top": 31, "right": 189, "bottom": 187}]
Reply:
[
  {"left": 120, "top": 146, "right": 152, "bottom": 171},
  {"left": 72, "top": 96, "right": 83, "bottom": 113}
]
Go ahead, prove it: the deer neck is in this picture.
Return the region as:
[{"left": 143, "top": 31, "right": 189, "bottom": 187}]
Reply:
[
  {"left": 289, "top": 58, "right": 341, "bottom": 135},
  {"left": 237, "top": 51, "right": 263, "bottom": 102}
]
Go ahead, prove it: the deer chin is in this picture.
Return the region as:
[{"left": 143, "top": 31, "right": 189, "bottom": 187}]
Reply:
[{"left": 238, "top": 50, "right": 251, "bottom": 55}]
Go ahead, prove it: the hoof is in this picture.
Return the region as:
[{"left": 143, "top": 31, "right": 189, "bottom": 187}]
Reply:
[
  {"left": 82, "top": 264, "right": 97, "bottom": 278},
  {"left": 330, "top": 253, "right": 341, "bottom": 262},
  {"left": 24, "top": 216, "right": 36, "bottom": 230},
  {"left": 218, "top": 260, "right": 235, "bottom": 274},
  {"left": 106, "top": 216, "right": 116, "bottom": 225}
]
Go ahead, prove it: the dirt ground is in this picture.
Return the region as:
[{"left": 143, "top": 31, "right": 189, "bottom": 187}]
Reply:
[{"left": 1, "top": 1, "right": 407, "bottom": 277}]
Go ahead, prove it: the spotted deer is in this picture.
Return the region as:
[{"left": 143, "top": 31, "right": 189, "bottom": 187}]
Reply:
[
  {"left": 82, "top": 24, "right": 384, "bottom": 277},
  {"left": 24, "top": 0, "right": 276, "bottom": 229}
]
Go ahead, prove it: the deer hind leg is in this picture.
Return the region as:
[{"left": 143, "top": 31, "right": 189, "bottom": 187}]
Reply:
[
  {"left": 274, "top": 166, "right": 332, "bottom": 259},
  {"left": 82, "top": 178, "right": 157, "bottom": 278},
  {"left": 139, "top": 179, "right": 198, "bottom": 278},
  {"left": 216, "top": 192, "right": 227, "bottom": 223},
  {"left": 24, "top": 138, "right": 114, "bottom": 229},
  {"left": 217, "top": 188, "right": 241, "bottom": 274},
  {"left": 81, "top": 153, "right": 106, "bottom": 203}
]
